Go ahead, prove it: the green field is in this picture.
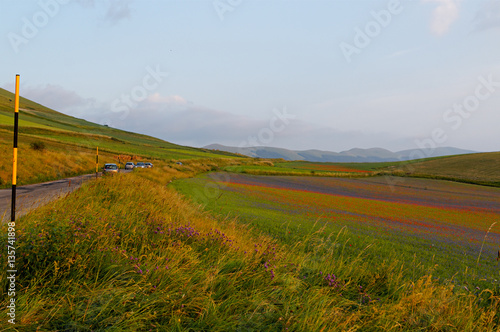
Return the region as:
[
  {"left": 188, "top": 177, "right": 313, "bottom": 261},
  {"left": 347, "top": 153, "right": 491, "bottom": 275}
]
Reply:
[
  {"left": 221, "top": 154, "right": 500, "bottom": 187},
  {"left": 173, "top": 173, "right": 500, "bottom": 289},
  {"left": 224, "top": 160, "right": 380, "bottom": 177},
  {"left": 384, "top": 152, "right": 500, "bottom": 186}
]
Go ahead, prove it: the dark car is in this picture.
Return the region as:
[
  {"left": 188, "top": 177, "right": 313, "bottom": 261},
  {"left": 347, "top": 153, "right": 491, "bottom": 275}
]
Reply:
[
  {"left": 135, "top": 162, "right": 146, "bottom": 168},
  {"left": 103, "top": 163, "right": 119, "bottom": 174},
  {"left": 145, "top": 162, "right": 153, "bottom": 168}
]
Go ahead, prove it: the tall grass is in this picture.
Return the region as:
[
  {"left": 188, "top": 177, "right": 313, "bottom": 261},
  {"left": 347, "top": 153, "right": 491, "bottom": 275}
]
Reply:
[
  {"left": 0, "top": 135, "right": 120, "bottom": 188},
  {"left": 2, "top": 162, "right": 499, "bottom": 330}
]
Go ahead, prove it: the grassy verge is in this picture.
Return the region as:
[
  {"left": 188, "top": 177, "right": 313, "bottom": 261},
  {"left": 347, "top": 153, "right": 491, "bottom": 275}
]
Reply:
[{"left": 2, "top": 163, "right": 500, "bottom": 330}]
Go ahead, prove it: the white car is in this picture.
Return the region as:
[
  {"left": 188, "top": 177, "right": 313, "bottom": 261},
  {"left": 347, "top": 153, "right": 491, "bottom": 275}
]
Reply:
[
  {"left": 103, "top": 163, "right": 119, "bottom": 174},
  {"left": 125, "top": 162, "right": 135, "bottom": 170}
]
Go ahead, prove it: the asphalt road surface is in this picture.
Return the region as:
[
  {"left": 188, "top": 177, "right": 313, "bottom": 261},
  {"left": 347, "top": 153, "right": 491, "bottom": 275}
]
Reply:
[{"left": 0, "top": 170, "right": 131, "bottom": 222}]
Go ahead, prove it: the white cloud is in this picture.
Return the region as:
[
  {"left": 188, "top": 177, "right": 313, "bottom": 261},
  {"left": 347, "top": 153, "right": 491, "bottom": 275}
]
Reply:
[
  {"left": 2, "top": 83, "right": 95, "bottom": 112},
  {"left": 101, "top": 93, "right": 411, "bottom": 151},
  {"left": 144, "top": 93, "right": 187, "bottom": 105},
  {"left": 3, "top": 84, "right": 494, "bottom": 152},
  {"left": 423, "top": 0, "right": 461, "bottom": 36}
]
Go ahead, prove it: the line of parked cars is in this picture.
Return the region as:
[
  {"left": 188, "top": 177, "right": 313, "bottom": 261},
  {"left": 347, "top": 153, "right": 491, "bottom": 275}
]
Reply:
[
  {"left": 128, "top": 162, "right": 153, "bottom": 169},
  {"left": 131, "top": 161, "right": 153, "bottom": 168},
  {"left": 103, "top": 162, "right": 153, "bottom": 174}
]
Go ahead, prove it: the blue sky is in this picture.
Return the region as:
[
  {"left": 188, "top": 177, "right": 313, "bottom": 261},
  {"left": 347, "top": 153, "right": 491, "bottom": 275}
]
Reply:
[{"left": 1, "top": 0, "right": 499, "bottom": 153}]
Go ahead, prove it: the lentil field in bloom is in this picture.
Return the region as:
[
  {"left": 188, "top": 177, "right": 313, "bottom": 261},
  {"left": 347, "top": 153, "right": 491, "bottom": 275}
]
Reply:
[
  {"left": 174, "top": 173, "right": 500, "bottom": 289},
  {"left": 280, "top": 161, "right": 372, "bottom": 173}
]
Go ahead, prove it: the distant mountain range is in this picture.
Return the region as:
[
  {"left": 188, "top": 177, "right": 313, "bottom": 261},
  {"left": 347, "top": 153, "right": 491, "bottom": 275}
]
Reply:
[{"left": 204, "top": 144, "right": 477, "bottom": 163}]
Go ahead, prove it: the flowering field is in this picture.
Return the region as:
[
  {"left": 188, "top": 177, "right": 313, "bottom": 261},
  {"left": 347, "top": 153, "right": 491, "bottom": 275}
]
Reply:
[
  {"left": 281, "top": 161, "right": 373, "bottom": 173},
  {"left": 175, "top": 173, "right": 500, "bottom": 288},
  {"left": 222, "top": 160, "right": 378, "bottom": 177}
]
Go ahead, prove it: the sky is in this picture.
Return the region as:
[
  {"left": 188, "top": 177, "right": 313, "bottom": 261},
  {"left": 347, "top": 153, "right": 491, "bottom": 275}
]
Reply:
[{"left": 1, "top": 0, "right": 499, "bottom": 153}]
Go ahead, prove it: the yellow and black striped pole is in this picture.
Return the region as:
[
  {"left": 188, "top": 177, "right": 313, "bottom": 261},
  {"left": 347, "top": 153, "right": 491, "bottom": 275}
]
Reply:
[
  {"left": 96, "top": 147, "right": 99, "bottom": 179},
  {"left": 11, "top": 74, "right": 20, "bottom": 222}
]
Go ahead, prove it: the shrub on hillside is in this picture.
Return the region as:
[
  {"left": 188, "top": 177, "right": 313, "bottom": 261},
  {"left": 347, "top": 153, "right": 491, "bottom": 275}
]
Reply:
[{"left": 30, "top": 141, "right": 46, "bottom": 151}]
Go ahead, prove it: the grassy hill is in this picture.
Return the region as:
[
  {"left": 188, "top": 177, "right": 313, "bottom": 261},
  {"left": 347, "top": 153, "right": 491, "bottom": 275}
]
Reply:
[
  {"left": 384, "top": 152, "right": 500, "bottom": 187},
  {"left": 0, "top": 87, "right": 240, "bottom": 186}
]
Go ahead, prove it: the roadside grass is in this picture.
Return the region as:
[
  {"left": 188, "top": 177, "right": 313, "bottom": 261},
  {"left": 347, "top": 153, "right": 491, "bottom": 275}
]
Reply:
[
  {"left": 2, "top": 163, "right": 500, "bottom": 330},
  {"left": 0, "top": 132, "right": 121, "bottom": 188}
]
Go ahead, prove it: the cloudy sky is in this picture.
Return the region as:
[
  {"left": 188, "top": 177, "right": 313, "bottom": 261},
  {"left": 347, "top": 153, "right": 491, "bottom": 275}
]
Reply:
[{"left": 1, "top": 0, "right": 499, "bottom": 153}]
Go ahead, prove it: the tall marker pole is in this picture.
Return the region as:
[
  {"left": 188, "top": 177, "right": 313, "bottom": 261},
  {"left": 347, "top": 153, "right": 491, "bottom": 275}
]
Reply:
[
  {"left": 11, "top": 74, "right": 20, "bottom": 222},
  {"left": 96, "top": 147, "right": 99, "bottom": 179}
]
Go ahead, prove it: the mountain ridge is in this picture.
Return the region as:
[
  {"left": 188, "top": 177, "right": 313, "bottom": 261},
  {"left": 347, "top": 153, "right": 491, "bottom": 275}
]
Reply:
[{"left": 204, "top": 144, "right": 478, "bottom": 163}]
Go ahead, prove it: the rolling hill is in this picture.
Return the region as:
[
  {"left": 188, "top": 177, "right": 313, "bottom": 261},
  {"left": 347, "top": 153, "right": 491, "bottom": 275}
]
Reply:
[
  {"left": 386, "top": 151, "right": 500, "bottom": 186},
  {"left": 0, "top": 87, "right": 240, "bottom": 186},
  {"left": 205, "top": 143, "right": 477, "bottom": 163}
]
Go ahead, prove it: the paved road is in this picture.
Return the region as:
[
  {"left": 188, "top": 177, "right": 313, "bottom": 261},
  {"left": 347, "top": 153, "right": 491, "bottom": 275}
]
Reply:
[{"left": 0, "top": 170, "right": 131, "bottom": 222}]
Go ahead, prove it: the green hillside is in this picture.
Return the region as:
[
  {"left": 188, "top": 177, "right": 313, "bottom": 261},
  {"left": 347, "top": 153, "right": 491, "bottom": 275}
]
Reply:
[
  {"left": 385, "top": 152, "right": 500, "bottom": 186},
  {"left": 0, "top": 87, "right": 240, "bottom": 186}
]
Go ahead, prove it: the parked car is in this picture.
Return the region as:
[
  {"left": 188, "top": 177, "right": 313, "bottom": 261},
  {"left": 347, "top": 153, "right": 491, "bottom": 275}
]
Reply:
[
  {"left": 125, "top": 162, "right": 135, "bottom": 170},
  {"left": 103, "top": 163, "right": 119, "bottom": 174},
  {"left": 145, "top": 162, "right": 153, "bottom": 168},
  {"left": 135, "top": 162, "right": 146, "bottom": 168}
]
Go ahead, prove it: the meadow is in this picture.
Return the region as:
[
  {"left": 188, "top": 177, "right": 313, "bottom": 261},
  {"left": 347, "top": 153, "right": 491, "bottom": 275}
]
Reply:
[
  {"left": 223, "top": 160, "right": 375, "bottom": 177},
  {"left": 173, "top": 173, "right": 500, "bottom": 292},
  {"left": 385, "top": 152, "right": 500, "bottom": 187},
  {"left": 3, "top": 163, "right": 500, "bottom": 331}
]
